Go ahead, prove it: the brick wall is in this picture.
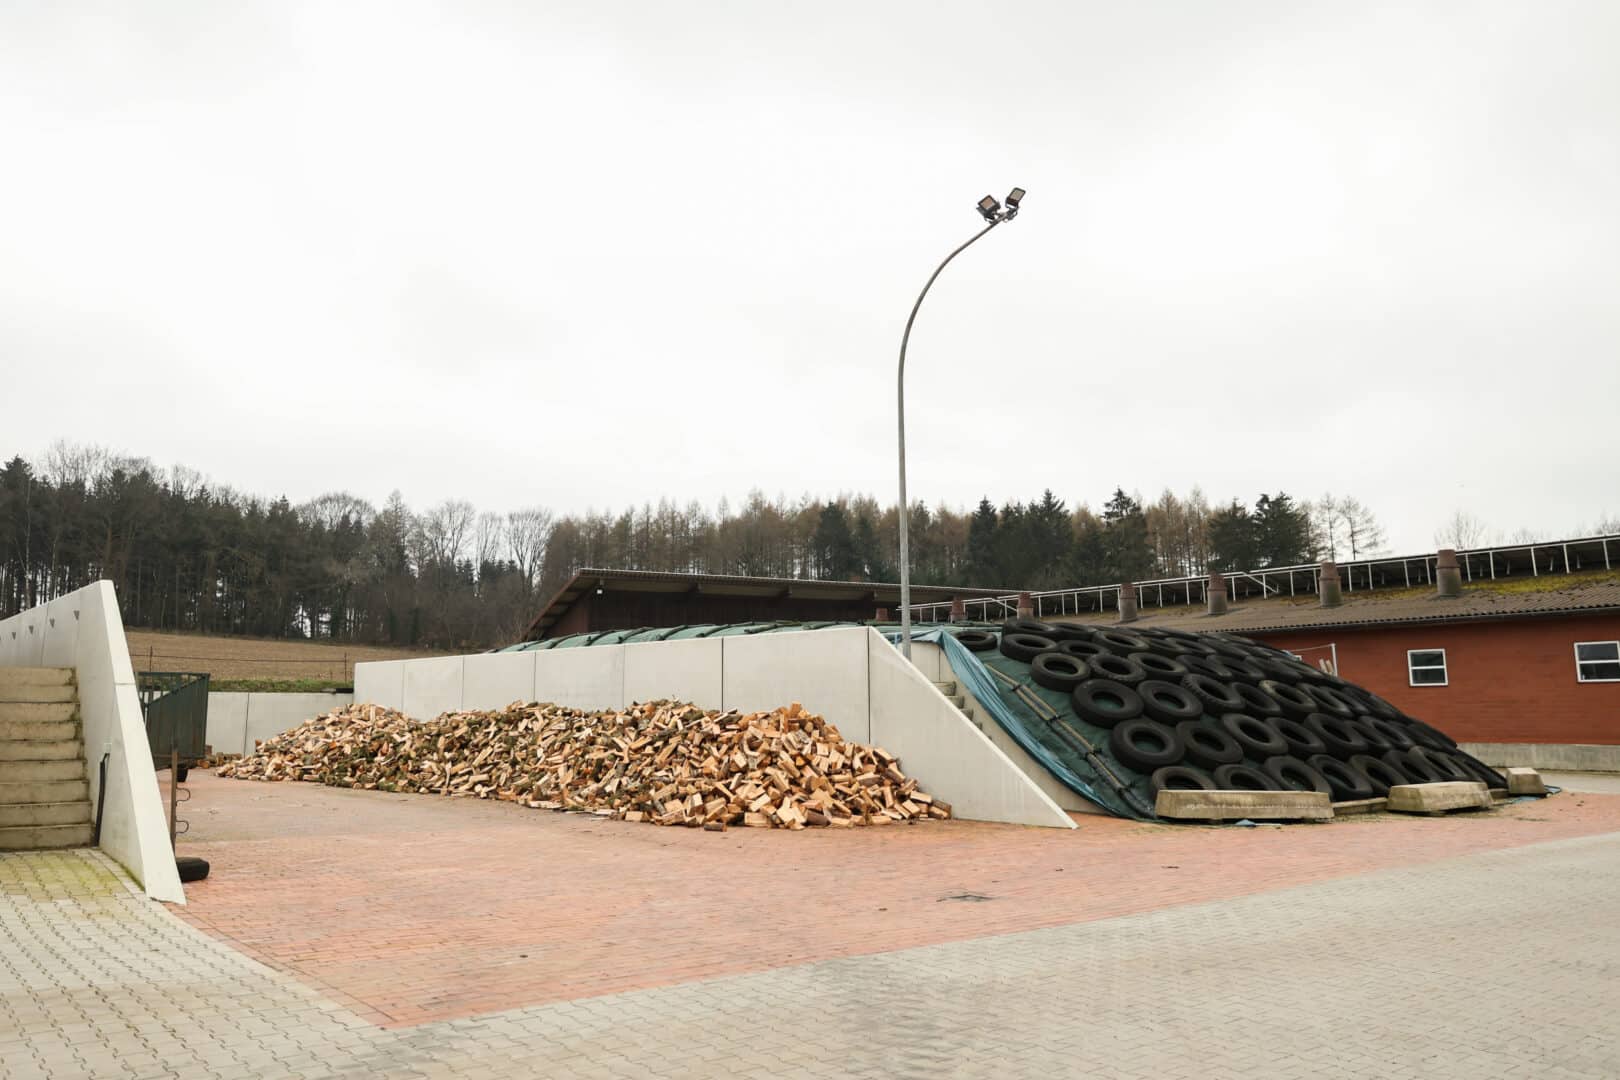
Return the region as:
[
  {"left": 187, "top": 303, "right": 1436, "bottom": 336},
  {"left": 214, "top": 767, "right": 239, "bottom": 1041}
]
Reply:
[{"left": 1256, "top": 613, "right": 1620, "bottom": 745}]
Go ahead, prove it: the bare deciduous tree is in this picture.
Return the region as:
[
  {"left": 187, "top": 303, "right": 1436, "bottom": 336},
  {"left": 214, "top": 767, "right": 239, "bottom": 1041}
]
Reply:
[{"left": 1434, "top": 510, "right": 1488, "bottom": 550}]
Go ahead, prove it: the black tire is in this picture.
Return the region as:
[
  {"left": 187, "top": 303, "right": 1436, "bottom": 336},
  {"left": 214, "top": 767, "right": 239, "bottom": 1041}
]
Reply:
[
  {"left": 1108, "top": 719, "right": 1186, "bottom": 772},
  {"left": 1137, "top": 680, "right": 1204, "bottom": 723},
  {"left": 1213, "top": 763, "right": 1278, "bottom": 791},
  {"left": 1148, "top": 764, "right": 1217, "bottom": 799},
  {"left": 1258, "top": 679, "right": 1317, "bottom": 717},
  {"left": 175, "top": 762, "right": 191, "bottom": 783},
  {"left": 1092, "top": 628, "right": 1151, "bottom": 653},
  {"left": 1452, "top": 752, "right": 1508, "bottom": 789},
  {"left": 1345, "top": 686, "right": 1399, "bottom": 720},
  {"left": 1070, "top": 680, "right": 1145, "bottom": 727},
  {"left": 1175, "top": 721, "right": 1245, "bottom": 769},
  {"left": 1269, "top": 716, "right": 1327, "bottom": 758},
  {"left": 1181, "top": 654, "right": 1238, "bottom": 681},
  {"left": 1416, "top": 748, "right": 1472, "bottom": 782},
  {"left": 1129, "top": 651, "right": 1189, "bottom": 679},
  {"left": 1251, "top": 658, "right": 1305, "bottom": 685},
  {"left": 1307, "top": 755, "right": 1376, "bottom": 802},
  {"left": 953, "top": 629, "right": 997, "bottom": 652},
  {"left": 1304, "top": 684, "right": 1357, "bottom": 718},
  {"left": 1219, "top": 713, "right": 1289, "bottom": 759},
  {"left": 1303, "top": 713, "right": 1371, "bottom": 759},
  {"left": 1262, "top": 755, "right": 1332, "bottom": 795},
  {"left": 1058, "top": 639, "right": 1108, "bottom": 661},
  {"left": 1218, "top": 655, "right": 1267, "bottom": 683},
  {"left": 1003, "top": 617, "right": 1060, "bottom": 637},
  {"left": 176, "top": 856, "right": 211, "bottom": 883},
  {"left": 1088, "top": 654, "right": 1149, "bottom": 686},
  {"left": 1180, "top": 673, "right": 1245, "bottom": 712},
  {"left": 1031, "top": 652, "right": 1090, "bottom": 692},
  {"left": 1000, "top": 632, "right": 1058, "bottom": 663},
  {"left": 1388, "top": 748, "right": 1443, "bottom": 784},
  {"left": 1363, "top": 716, "right": 1416, "bottom": 751},
  {"left": 1346, "top": 717, "right": 1391, "bottom": 753},
  {"left": 1406, "top": 718, "right": 1458, "bottom": 751},
  {"left": 1051, "top": 622, "right": 1100, "bottom": 642},
  {"left": 1229, "top": 682, "right": 1284, "bottom": 717},
  {"left": 1350, "top": 754, "right": 1409, "bottom": 797}
]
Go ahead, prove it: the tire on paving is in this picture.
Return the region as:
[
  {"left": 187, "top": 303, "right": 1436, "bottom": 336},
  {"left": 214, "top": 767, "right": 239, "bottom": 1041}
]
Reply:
[
  {"left": 1003, "top": 617, "right": 1060, "bottom": 637},
  {"left": 952, "top": 629, "right": 997, "bottom": 652},
  {"left": 1000, "top": 632, "right": 1058, "bottom": 663},
  {"left": 1180, "top": 673, "right": 1245, "bottom": 712},
  {"left": 1031, "top": 651, "right": 1090, "bottom": 692},
  {"left": 1269, "top": 715, "right": 1327, "bottom": 758},
  {"left": 1307, "top": 755, "right": 1376, "bottom": 802},
  {"left": 1088, "top": 653, "right": 1149, "bottom": 685},
  {"left": 1092, "top": 628, "right": 1151, "bottom": 653},
  {"left": 1058, "top": 639, "right": 1108, "bottom": 661},
  {"left": 1363, "top": 716, "right": 1416, "bottom": 751},
  {"left": 1262, "top": 755, "right": 1332, "bottom": 795},
  {"left": 1148, "top": 764, "right": 1217, "bottom": 799},
  {"left": 1070, "top": 679, "right": 1145, "bottom": 728},
  {"left": 1108, "top": 718, "right": 1185, "bottom": 772},
  {"left": 1175, "top": 721, "right": 1244, "bottom": 769},
  {"left": 1302, "top": 713, "right": 1370, "bottom": 759},
  {"left": 1229, "top": 682, "right": 1284, "bottom": 717},
  {"left": 1129, "top": 651, "right": 1189, "bottom": 679},
  {"left": 1218, "top": 713, "right": 1288, "bottom": 759},
  {"left": 1258, "top": 679, "right": 1317, "bottom": 717},
  {"left": 1350, "top": 754, "right": 1409, "bottom": 797},
  {"left": 176, "top": 856, "right": 210, "bottom": 883},
  {"left": 1213, "top": 763, "right": 1278, "bottom": 791},
  {"left": 1304, "top": 684, "right": 1357, "bottom": 718},
  {"left": 1137, "top": 680, "right": 1204, "bottom": 724}
]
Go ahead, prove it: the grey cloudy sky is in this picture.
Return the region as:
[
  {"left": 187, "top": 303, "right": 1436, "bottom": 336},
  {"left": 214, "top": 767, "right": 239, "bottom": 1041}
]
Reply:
[{"left": 4, "top": 1, "right": 1617, "bottom": 553}]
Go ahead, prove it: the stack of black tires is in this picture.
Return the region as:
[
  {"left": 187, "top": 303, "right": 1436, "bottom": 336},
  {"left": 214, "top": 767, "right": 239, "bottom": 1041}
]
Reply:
[{"left": 961, "top": 619, "right": 1506, "bottom": 806}]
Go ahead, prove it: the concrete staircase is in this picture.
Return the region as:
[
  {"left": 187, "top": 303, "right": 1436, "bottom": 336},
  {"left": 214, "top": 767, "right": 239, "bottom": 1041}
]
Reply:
[
  {"left": 933, "top": 680, "right": 984, "bottom": 730},
  {"left": 0, "top": 667, "right": 93, "bottom": 850}
]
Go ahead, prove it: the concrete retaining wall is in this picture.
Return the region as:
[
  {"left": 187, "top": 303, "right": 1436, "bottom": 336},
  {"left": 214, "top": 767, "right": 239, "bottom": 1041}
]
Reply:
[
  {"left": 1461, "top": 742, "right": 1620, "bottom": 773},
  {"left": 0, "top": 582, "right": 185, "bottom": 903},
  {"left": 353, "top": 629, "right": 1073, "bottom": 828},
  {"left": 206, "top": 692, "right": 354, "bottom": 757}
]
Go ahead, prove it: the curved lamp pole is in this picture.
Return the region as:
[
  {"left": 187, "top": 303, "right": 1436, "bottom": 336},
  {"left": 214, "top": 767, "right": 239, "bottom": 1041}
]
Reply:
[{"left": 897, "top": 187, "right": 1025, "bottom": 660}]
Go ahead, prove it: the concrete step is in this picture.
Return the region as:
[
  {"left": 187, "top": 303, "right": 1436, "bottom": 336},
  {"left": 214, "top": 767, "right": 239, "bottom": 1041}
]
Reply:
[
  {"left": 0, "top": 682, "right": 76, "bottom": 704},
  {"left": 0, "top": 719, "right": 80, "bottom": 742},
  {"left": 0, "top": 801, "right": 92, "bottom": 828},
  {"left": 932, "top": 681, "right": 958, "bottom": 696},
  {"left": 0, "top": 822, "right": 93, "bottom": 851},
  {"left": 0, "top": 779, "right": 89, "bottom": 804},
  {"left": 0, "top": 667, "right": 74, "bottom": 689},
  {"left": 0, "top": 740, "right": 83, "bottom": 762},
  {"left": 950, "top": 695, "right": 966, "bottom": 709},
  {"left": 0, "top": 702, "right": 78, "bottom": 725},
  {"left": 0, "top": 759, "right": 87, "bottom": 783}
]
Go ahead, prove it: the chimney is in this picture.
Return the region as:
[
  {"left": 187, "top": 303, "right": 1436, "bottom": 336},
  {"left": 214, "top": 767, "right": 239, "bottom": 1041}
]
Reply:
[
  {"left": 1435, "top": 548, "right": 1463, "bottom": 598},
  {"left": 1207, "top": 570, "right": 1228, "bottom": 616},
  {"left": 1016, "top": 591, "right": 1034, "bottom": 618},
  {"left": 1318, "top": 562, "right": 1343, "bottom": 608},
  {"left": 1117, "top": 582, "right": 1139, "bottom": 623},
  {"left": 949, "top": 596, "right": 966, "bottom": 623},
  {"left": 874, "top": 607, "right": 890, "bottom": 622}
]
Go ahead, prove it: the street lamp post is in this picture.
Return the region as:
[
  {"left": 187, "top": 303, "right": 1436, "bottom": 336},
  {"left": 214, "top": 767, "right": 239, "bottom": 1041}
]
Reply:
[{"left": 896, "top": 187, "right": 1024, "bottom": 660}]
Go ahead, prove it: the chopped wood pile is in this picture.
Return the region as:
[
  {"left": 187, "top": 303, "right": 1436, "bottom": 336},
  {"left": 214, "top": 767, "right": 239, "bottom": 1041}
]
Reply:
[{"left": 219, "top": 700, "right": 951, "bottom": 829}]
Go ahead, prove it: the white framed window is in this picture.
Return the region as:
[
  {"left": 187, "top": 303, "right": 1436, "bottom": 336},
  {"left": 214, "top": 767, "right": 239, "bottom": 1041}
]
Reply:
[
  {"left": 1407, "top": 648, "right": 1448, "bottom": 687},
  {"left": 1575, "top": 641, "right": 1620, "bottom": 683}
]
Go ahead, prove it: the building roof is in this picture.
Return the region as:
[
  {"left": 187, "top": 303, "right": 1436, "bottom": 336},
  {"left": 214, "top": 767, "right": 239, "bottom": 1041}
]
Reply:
[
  {"left": 525, "top": 568, "right": 1016, "bottom": 639},
  {"left": 1045, "top": 570, "right": 1620, "bottom": 636}
]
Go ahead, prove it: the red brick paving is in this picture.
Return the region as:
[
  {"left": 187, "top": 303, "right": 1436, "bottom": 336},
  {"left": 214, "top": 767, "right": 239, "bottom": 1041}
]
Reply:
[{"left": 174, "top": 771, "right": 1620, "bottom": 1028}]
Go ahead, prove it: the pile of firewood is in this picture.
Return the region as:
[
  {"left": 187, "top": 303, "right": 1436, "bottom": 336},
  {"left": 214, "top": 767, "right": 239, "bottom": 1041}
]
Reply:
[{"left": 219, "top": 700, "right": 950, "bottom": 829}]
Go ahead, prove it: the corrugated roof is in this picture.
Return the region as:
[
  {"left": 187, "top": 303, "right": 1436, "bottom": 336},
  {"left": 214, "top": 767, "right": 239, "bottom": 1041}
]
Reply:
[{"left": 1046, "top": 571, "right": 1620, "bottom": 635}]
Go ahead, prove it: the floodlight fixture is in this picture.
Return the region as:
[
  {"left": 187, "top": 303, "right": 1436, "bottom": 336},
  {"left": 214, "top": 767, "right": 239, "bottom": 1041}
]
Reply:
[{"left": 977, "top": 194, "right": 1001, "bottom": 221}]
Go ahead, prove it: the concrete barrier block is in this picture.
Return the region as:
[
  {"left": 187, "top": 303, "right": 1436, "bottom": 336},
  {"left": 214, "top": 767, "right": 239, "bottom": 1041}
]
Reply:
[
  {"left": 402, "top": 656, "right": 465, "bottom": 720},
  {"left": 1504, "top": 768, "right": 1548, "bottom": 796},
  {"left": 462, "top": 652, "right": 538, "bottom": 710},
  {"left": 623, "top": 638, "right": 721, "bottom": 709},
  {"left": 1155, "top": 789, "right": 1333, "bottom": 821},
  {"left": 1386, "top": 781, "right": 1492, "bottom": 813}
]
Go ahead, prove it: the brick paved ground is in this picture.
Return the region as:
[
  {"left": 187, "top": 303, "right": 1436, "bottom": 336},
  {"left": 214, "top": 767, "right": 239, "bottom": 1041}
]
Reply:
[
  {"left": 173, "top": 771, "right": 1620, "bottom": 1027},
  {"left": 4, "top": 828, "right": 1620, "bottom": 1078}
]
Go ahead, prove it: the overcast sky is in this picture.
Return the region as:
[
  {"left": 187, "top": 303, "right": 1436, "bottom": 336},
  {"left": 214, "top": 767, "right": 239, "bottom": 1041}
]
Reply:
[{"left": 4, "top": 1, "right": 1617, "bottom": 553}]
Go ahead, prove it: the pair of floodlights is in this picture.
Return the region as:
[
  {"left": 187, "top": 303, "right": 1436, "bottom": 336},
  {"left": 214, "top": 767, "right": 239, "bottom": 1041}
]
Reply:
[{"left": 977, "top": 187, "right": 1025, "bottom": 223}]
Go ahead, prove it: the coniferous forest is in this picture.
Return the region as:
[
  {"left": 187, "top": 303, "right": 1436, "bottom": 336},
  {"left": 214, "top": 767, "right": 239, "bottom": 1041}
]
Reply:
[{"left": 1, "top": 443, "right": 1370, "bottom": 649}]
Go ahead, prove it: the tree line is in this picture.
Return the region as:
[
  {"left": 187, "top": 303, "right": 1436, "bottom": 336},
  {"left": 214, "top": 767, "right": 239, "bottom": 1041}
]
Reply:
[{"left": 1, "top": 442, "right": 1393, "bottom": 649}]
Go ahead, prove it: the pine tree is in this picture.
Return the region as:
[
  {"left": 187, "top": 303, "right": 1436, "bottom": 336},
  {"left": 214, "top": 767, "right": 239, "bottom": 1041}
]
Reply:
[{"left": 964, "top": 497, "right": 999, "bottom": 584}]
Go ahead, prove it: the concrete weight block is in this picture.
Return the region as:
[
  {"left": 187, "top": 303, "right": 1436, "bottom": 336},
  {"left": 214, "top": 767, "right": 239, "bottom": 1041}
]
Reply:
[
  {"left": 1504, "top": 768, "right": 1548, "bottom": 796},
  {"left": 1155, "top": 789, "right": 1333, "bottom": 822},
  {"left": 1386, "top": 781, "right": 1492, "bottom": 813}
]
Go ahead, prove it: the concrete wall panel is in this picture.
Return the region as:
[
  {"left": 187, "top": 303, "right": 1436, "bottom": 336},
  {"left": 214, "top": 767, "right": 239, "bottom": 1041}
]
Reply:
[
  {"left": 207, "top": 693, "right": 250, "bottom": 757},
  {"left": 533, "top": 646, "right": 625, "bottom": 711},
  {"left": 462, "top": 652, "right": 539, "bottom": 711},
  {"left": 40, "top": 595, "right": 82, "bottom": 669},
  {"left": 867, "top": 629, "right": 1073, "bottom": 829},
  {"left": 401, "top": 656, "right": 466, "bottom": 720},
  {"left": 721, "top": 627, "right": 870, "bottom": 742},
  {"left": 623, "top": 638, "right": 722, "bottom": 708},
  {"left": 244, "top": 693, "right": 350, "bottom": 749},
  {"left": 353, "top": 660, "right": 406, "bottom": 711}
]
